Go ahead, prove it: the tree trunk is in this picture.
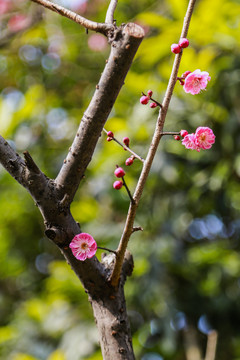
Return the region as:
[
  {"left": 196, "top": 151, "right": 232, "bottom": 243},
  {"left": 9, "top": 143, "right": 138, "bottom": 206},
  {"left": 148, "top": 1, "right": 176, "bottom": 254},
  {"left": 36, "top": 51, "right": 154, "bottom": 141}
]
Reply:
[{"left": 90, "top": 252, "right": 135, "bottom": 360}]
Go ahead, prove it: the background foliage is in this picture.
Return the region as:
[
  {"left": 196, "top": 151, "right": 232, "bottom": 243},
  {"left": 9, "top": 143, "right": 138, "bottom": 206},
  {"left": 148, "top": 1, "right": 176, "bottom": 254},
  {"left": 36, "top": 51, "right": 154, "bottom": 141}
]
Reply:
[{"left": 1, "top": 0, "right": 240, "bottom": 359}]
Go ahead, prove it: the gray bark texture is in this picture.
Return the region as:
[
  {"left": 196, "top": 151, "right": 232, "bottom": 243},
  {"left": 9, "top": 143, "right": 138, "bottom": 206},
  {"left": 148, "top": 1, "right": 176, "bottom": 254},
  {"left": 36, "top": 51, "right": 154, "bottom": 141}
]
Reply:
[{"left": 0, "top": 21, "right": 144, "bottom": 360}]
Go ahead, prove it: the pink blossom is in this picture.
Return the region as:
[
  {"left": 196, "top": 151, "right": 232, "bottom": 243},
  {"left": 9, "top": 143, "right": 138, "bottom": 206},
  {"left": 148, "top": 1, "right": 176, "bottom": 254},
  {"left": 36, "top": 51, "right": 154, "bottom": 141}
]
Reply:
[
  {"left": 182, "top": 127, "right": 215, "bottom": 151},
  {"left": 69, "top": 233, "right": 97, "bottom": 261},
  {"left": 183, "top": 69, "right": 211, "bottom": 95},
  {"left": 195, "top": 127, "right": 215, "bottom": 149},
  {"left": 182, "top": 133, "right": 200, "bottom": 151},
  {"left": 0, "top": 0, "right": 11, "bottom": 15},
  {"left": 88, "top": 34, "right": 108, "bottom": 52},
  {"left": 8, "top": 14, "right": 31, "bottom": 32}
]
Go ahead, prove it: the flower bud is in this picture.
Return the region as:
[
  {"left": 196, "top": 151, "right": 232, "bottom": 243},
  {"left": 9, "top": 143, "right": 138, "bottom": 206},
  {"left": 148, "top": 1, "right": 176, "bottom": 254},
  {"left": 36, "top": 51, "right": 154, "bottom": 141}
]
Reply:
[
  {"left": 114, "top": 167, "right": 126, "bottom": 178},
  {"left": 179, "top": 38, "right": 189, "bottom": 48},
  {"left": 150, "top": 102, "right": 158, "bottom": 108},
  {"left": 171, "top": 44, "right": 181, "bottom": 54},
  {"left": 107, "top": 137, "right": 113, "bottom": 141},
  {"left": 174, "top": 135, "right": 181, "bottom": 141},
  {"left": 107, "top": 131, "right": 114, "bottom": 137},
  {"left": 113, "top": 180, "right": 123, "bottom": 190},
  {"left": 140, "top": 95, "right": 149, "bottom": 105},
  {"left": 180, "top": 129, "right": 188, "bottom": 138},
  {"left": 147, "top": 90, "right": 153, "bottom": 97},
  {"left": 182, "top": 71, "right": 192, "bottom": 78},
  {"left": 123, "top": 137, "right": 130, "bottom": 147},
  {"left": 125, "top": 157, "right": 134, "bottom": 166}
]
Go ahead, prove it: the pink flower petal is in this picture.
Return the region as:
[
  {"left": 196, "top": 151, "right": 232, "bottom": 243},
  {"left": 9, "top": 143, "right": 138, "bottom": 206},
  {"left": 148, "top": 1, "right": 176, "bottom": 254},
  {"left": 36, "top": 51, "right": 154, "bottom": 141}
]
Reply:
[
  {"left": 182, "top": 133, "right": 199, "bottom": 150},
  {"left": 69, "top": 233, "right": 97, "bottom": 261},
  {"left": 195, "top": 127, "right": 215, "bottom": 149},
  {"left": 183, "top": 69, "right": 211, "bottom": 95}
]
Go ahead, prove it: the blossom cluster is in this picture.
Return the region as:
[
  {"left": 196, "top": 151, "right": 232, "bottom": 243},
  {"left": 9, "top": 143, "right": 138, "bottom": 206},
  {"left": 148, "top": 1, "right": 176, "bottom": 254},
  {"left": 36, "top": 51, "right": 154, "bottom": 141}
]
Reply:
[{"left": 181, "top": 127, "right": 215, "bottom": 152}]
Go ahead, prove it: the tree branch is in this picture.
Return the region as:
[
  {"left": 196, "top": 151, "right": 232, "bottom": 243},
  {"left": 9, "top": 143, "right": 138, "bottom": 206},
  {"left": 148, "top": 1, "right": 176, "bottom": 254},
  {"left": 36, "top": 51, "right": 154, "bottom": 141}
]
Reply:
[
  {"left": 55, "top": 23, "right": 145, "bottom": 202},
  {"left": 103, "top": 128, "right": 145, "bottom": 163},
  {"left": 30, "top": 0, "right": 113, "bottom": 35},
  {"left": 0, "top": 136, "right": 26, "bottom": 185},
  {"left": 105, "top": 0, "right": 118, "bottom": 24},
  {"left": 205, "top": 331, "right": 218, "bottom": 360},
  {"left": 110, "top": 0, "right": 197, "bottom": 287}
]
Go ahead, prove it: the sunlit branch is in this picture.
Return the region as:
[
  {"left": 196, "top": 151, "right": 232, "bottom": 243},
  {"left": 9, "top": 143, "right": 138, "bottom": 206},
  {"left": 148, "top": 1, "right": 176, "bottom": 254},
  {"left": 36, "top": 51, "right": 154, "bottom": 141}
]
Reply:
[
  {"left": 105, "top": 0, "right": 118, "bottom": 24},
  {"left": 205, "top": 331, "right": 218, "bottom": 360},
  {"left": 30, "top": 0, "right": 113, "bottom": 35},
  {"left": 110, "top": 0, "right": 197, "bottom": 287}
]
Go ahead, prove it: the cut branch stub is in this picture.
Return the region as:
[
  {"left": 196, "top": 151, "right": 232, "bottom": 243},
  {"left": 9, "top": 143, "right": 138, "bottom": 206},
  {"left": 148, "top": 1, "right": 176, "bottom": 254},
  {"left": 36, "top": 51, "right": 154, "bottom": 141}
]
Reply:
[{"left": 55, "top": 23, "right": 145, "bottom": 202}]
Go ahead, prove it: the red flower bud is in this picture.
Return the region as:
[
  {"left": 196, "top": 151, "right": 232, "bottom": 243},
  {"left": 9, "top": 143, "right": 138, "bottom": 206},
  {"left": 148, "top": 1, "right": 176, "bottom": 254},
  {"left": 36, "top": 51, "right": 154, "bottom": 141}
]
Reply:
[
  {"left": 113, "top": 180, "right": 123, "bottom": 190},
  {"left": 147, "top": 90, "right": 153, "bottom": 97},
  {"left": 125, "top": 157, "right": 134, "bottom": 166},
  {"left": 140, "top": 95, "right": 149, "bottom": 105},
  {"left": 114, "top": 167, "right": 126, "bottom": 178},
  {"left": 107, "top": 137, "right": 113, "bottom": 141},
  {"left": 123, "top": 137, "right": 130, "bottom": 147},
  {"left": 179, "top": 38, "right": 189, "bottom": 48},
  {"left": 182, "top": 71, "right": 192, "bottom": 79},
  {"left": 174, "top": 135, "right": 181, "bottom": 141},
  {"left": 180, "top": 129, "right": 188, "bottom": 138},
  {"left": 107, "top": 131, "right": 114, "bottom": 137},
  {"left": 171, "top": 44, "right": 181, "bottom": 54},
  {"left": 150, "top": 102, "right": 158, "bottom": 108}
]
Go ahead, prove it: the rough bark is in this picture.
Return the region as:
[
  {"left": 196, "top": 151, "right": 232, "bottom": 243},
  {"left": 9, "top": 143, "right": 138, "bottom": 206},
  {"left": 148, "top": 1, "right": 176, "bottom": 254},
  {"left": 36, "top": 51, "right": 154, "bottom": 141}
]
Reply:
[
  {"left": 55, "top": 22, "right": 145, "bottom": 202},
  {"left": 90, "top": 252, "right": 135, "bottom": 360},
  {"left": 0, "top": 20, "right": 144, "bottom": 360}
]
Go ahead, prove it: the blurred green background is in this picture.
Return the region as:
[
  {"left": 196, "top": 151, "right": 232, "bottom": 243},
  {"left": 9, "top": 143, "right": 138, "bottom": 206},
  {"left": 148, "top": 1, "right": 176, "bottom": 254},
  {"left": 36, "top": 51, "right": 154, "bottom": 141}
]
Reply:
[{"left": 1, "top": 0, "right": 240, "bottom": 359}]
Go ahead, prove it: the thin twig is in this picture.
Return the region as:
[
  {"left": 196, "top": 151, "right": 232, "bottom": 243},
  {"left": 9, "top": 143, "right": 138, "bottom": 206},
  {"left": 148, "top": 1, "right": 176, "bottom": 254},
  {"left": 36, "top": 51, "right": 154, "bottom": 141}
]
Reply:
[
  {"left": 98, "top": 246, "right": 117, "bottom": 255},
  {"left": 105, "top": 0, "right": 118, "bottom": 24},
  {"left": 110, "top": 0, "right": 197, "bottom": 287},
  {"left": 132, "top": 226, "right": 143, "bottom": 233},
  {"left": 103, "top": 128, "right": 145, "bottom": 163},
  {"left": 161, "top": 132, "right": 180, "bottom": 135},
  {"left": 122, "top": 177, "right": 135, "bottom": 204},
  {"left": 30, "top": 0, "right": 113, "bottom": 35},
  {"left": 142, "top": 92, "right": 163, "bottom": 108}
]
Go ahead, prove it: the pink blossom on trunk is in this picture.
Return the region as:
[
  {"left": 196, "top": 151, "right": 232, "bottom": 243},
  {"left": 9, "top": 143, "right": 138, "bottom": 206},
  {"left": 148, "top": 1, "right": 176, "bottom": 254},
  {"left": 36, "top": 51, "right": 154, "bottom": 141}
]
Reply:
[
  {"left": 183, "top": 69, "right": 211, "bottom": 95},
  {"left": 69, "top": 233, "right": 97, "bottom": 261}
]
